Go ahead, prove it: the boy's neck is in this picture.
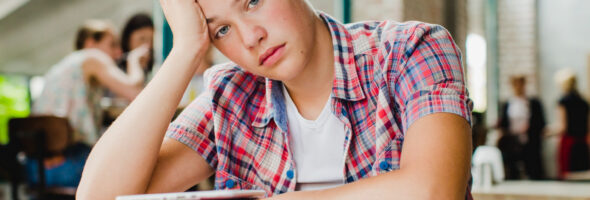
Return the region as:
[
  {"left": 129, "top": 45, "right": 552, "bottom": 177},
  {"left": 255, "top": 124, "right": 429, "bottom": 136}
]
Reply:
[{"left": 282, "top": 14, "right": 335, "bottom": 120}]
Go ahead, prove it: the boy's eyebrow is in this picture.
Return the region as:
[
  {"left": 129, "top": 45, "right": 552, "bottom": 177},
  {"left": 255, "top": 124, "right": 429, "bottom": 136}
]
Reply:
[{"left": 205, "top": 0, "right": 240, "bottom": 24}]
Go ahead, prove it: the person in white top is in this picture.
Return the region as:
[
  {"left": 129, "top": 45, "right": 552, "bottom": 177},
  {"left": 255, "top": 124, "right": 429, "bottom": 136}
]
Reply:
[
  {"left": 29, "top": 20, "right": 149, "bottom": 187},
  {"left": 498, "top": 75, "right": 546, "bottom": 180},
  {"left": 33, "top": 20, "right": 149, "bottom": 145}
]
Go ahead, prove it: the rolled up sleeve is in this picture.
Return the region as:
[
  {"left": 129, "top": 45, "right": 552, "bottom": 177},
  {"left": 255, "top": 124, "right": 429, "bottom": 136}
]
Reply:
[
  {"left": 165, "top": 91, "right": 218, "bottom": 169},
  {"left": 392, "top": 23, "right": 473, "bottom": 133}
]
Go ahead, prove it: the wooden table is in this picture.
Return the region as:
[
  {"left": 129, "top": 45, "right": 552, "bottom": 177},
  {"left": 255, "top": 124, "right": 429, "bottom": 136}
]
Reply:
[{"left": 473, "top": 180, "right": 590, "bottom": 200}]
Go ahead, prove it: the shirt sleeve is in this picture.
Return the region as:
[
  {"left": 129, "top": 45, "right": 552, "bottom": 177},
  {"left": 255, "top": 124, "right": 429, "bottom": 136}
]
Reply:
[
  {"left": 392, "top": 22, "right": 473, "bottom": 133},
  {"left": 165, "top": 90, "right": 218, "bottom": 169}
]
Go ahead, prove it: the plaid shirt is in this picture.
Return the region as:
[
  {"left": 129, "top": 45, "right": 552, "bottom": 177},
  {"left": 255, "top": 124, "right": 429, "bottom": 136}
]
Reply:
[{"left": 166, "top": 13, "right": 473, "bottom": 199}]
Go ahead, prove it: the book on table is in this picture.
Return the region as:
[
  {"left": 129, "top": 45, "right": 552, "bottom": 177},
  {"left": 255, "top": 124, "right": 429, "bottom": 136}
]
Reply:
[{"left": 116, "top": 190, "right": 266, "bottom": 200}]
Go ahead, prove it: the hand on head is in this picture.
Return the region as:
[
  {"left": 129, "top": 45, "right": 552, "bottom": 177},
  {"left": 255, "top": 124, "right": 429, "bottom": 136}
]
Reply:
[{"left": 159, "top": 0, "right": 210, "bottom": 52}]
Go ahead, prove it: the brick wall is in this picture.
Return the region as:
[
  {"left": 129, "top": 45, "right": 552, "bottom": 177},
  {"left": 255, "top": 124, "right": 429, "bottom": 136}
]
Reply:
[
  {"left": 353, "top": 0, "right": 403, "bottom": 22},
  {"left": 497, "top": 0, "right": 538, "bottom": 100},
  {"left": 403, "top": 0, "right": 445, "bottom": 24},
  {"left": 403, "top": 0, "right": 468, "bottom": 73}
]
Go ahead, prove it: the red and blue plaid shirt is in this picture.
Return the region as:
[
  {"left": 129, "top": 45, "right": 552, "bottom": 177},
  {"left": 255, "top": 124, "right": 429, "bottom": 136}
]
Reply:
[{"left": 166, "top": 12, "right": 473, "bottom": 199}]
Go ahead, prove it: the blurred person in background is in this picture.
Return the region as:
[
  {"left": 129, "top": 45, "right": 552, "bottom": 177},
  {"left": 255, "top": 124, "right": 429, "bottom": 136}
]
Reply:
[
  {"left": 29, "top": 19, "right": 148, "bottom": 187},
  {"left": 555, "top": 69, "right": 590, "bottom": 179},
  {"left": 103, "top": 13, "right": 155, "bottom": 124},
  {"left": 118, "top": 13, "right": 154, "bottom": 77},
  {"left": 498, "top": 75, "right": 546, "bottom": 180}
]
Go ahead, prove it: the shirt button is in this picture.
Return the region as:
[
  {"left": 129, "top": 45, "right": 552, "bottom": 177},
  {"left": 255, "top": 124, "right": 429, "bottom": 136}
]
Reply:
[
  {"left": 379, "top": 161, "right": 391, "bottom": 170},
  {"left": 286, "top": 170, "right": 294, "bottom": 179},
  {"left": 225, "top": 179, "right": 235, "bottom": 189}
]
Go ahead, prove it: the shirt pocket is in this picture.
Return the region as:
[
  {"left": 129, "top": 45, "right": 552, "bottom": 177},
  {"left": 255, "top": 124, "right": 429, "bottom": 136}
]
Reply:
[{"left": 215, "top": 170, "right": 260, "bottom": 191}]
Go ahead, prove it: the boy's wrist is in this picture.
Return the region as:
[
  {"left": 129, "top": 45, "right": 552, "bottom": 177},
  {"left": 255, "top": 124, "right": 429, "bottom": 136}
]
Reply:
[
  {"left": 166, "top": 43, "right": 210, "bottom": 73},
  {"left": 173, "top": 45, "right": 207, "bottom": 60},
  {"left": 172, "top": 39, "right": 209, "bottom": 56}
]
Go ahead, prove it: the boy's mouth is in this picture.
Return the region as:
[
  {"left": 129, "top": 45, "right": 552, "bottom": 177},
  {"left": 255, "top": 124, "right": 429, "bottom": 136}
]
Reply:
[{"left": 259, "top": 44, "right": 286, "bottom": 66}]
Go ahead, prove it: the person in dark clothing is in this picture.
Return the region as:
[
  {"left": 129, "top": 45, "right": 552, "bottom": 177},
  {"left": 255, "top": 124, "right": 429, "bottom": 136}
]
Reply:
[
  {"left": 555, "top": 69, "right": 590, "bottom": 179},
  {"left": 498, "top": 76, "right": 546, "bottom": 180}
]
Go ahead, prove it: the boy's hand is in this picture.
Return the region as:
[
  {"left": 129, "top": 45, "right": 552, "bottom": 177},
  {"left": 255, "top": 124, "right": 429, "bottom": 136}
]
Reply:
[{"left": 159, "top": 0, "right": 210, "bottom": 52}]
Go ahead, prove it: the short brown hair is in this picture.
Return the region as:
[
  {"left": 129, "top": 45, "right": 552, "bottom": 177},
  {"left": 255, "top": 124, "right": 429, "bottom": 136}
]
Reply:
[{"left": 74, "top": 20, "right": 114, "bottom": 50}]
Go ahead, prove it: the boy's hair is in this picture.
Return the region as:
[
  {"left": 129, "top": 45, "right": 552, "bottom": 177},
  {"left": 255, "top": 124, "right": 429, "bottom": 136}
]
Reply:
[{"left": 75, "top": 20, "right": 114, "bottom": 50}]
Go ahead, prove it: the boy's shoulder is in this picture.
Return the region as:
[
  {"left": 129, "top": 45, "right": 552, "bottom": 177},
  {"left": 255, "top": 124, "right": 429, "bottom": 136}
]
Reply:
[{"left": 344, "top": 19, "right": 453, "bottom": 55}]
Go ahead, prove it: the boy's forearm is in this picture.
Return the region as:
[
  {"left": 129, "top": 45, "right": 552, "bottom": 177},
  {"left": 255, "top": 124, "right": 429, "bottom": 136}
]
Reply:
[
  {"left": 270, "top": 169, "right": 463, "bottom": 200},
  {"left": 77, "top": 46, "right": 207, "bottom": 199}
]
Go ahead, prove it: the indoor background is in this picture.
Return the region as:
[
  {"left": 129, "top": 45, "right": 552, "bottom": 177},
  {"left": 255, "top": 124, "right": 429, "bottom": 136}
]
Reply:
[{"left": 1, "top": 0, "right": 590, "bottom": 199}]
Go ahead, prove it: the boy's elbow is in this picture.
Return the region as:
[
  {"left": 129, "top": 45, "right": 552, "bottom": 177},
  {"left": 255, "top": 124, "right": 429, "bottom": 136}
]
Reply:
[
  {"left": 76, "top": 183, "right": 95, "bottom": 200},
  {"left": 76, "top": 175, "right": 114, "bottom": 200},
  {"left": 76, "top": 186, "right": 120, "bottom": 200},
  {"left": 415, "top": 183, "right": 466, "bottom": 200},
  {"left": 400, "top": 168, "right": 468, "bottom": 200}
]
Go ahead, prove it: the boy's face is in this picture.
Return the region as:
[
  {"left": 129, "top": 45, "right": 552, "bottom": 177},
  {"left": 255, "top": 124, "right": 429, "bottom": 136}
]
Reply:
[{"left": 199, "top": 0, "right": 317, "bottom": 81}]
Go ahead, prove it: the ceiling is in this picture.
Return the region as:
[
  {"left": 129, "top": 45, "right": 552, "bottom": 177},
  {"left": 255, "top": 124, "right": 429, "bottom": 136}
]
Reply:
[
  {"left": 0, "top": 0, "right": 30, "bottom": 20},
  {"left": 0, "top": 0, "right": 154, "bottom": 75}
]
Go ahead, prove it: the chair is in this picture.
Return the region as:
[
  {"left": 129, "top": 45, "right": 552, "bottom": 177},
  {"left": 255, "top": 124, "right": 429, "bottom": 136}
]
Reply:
[
  {"left": 6, "top": 116, "right": 76, "bottom": 200},
  {"left": 472, "top": 145, "right": 505, "bottom": 191}
]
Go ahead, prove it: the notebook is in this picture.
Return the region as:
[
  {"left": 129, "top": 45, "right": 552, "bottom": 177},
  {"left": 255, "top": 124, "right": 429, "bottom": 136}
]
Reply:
[{"left": 116, "top": 190, "right": 266, "bottom": 200}]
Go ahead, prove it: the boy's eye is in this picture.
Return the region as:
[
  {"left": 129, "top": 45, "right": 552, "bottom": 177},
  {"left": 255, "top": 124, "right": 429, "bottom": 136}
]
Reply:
[
  {"left": 215, "top": 25, "right": 230, "bottom": 38},
  {"left": 247, "top": 0, "right": 259, "bottom": 9}
]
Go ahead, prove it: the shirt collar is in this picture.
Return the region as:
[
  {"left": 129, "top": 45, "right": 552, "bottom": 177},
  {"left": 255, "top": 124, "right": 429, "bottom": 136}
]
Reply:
[
  {"left": 251, "top": 12, "right": 365, "bottom": 128},
  {"left": 320, "top": 12, "right": 365, "bottom": 101}
]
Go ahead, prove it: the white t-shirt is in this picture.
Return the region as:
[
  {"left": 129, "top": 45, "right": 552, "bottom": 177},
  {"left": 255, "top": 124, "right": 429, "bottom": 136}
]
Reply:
[
  {"left": 283, "top": 86, "right": 346, "bottom": 191},
  {"left": 507, "top": 96, "right": 530, "bottom": 143}
]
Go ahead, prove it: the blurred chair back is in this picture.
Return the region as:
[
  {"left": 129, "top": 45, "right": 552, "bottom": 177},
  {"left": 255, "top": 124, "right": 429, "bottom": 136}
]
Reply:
[
  {"left": 472, "top": 145, "right": 505, "bottom": 191},
  {"left": 7, "top": 116, "right": 75, "bottom": 200}
]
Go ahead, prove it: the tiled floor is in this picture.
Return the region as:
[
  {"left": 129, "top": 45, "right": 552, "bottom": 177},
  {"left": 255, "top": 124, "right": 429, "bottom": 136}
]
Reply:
[{"left": 473, "top": 181, "right": 590, "bottom": 200}]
